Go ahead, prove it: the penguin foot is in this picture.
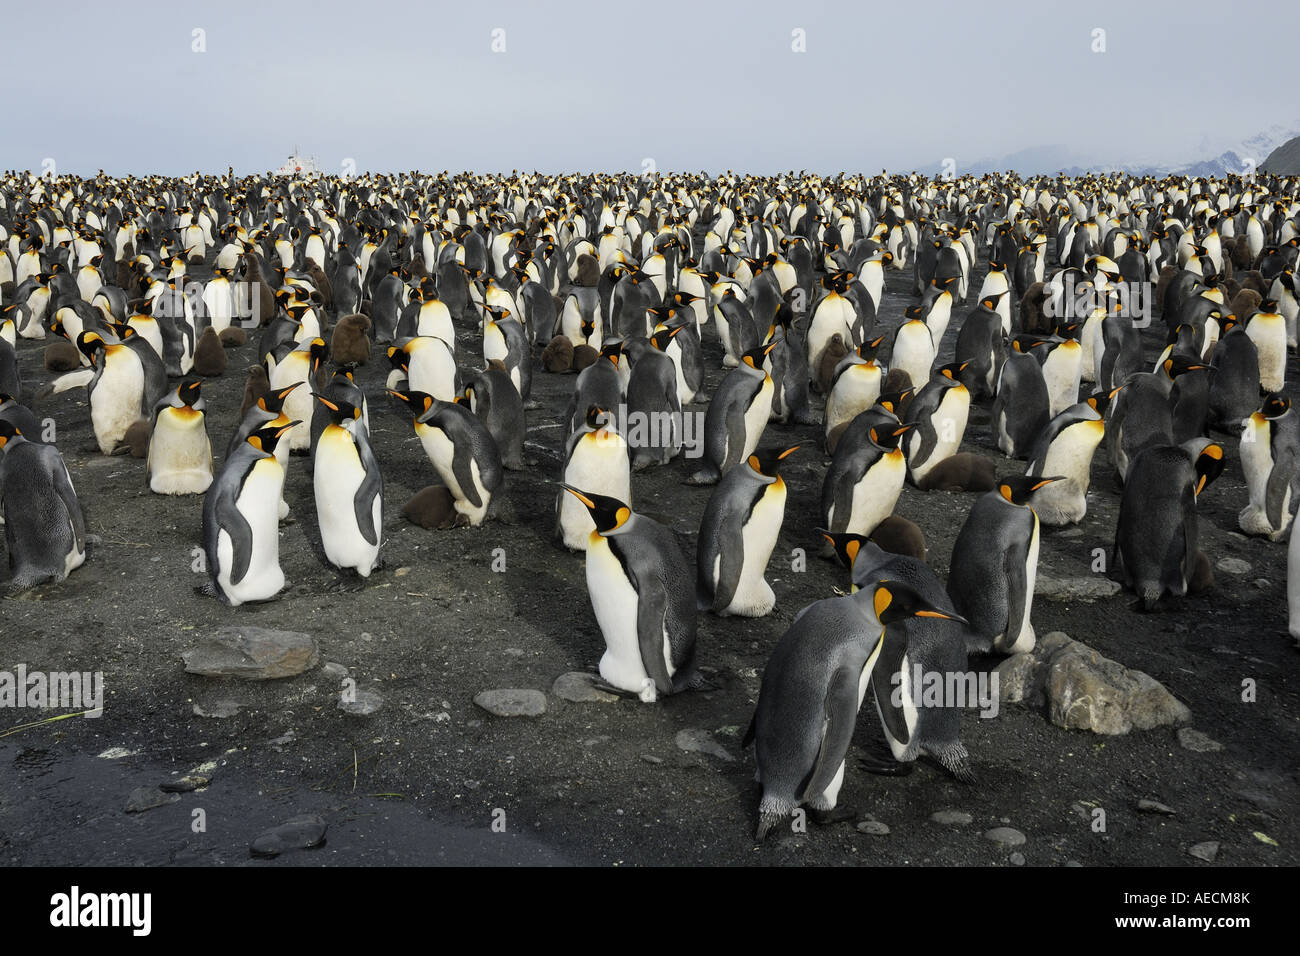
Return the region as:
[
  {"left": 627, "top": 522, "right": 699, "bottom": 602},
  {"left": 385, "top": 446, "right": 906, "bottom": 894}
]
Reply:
[
  {"left": 808, "top": 806, "right": 857, "bottom": 827},
  {"left": 327, "top": 574, "right": 365, "bottom": 593},
  {"left": 858, "top": 755, "right": 914, "bottom": 777}
]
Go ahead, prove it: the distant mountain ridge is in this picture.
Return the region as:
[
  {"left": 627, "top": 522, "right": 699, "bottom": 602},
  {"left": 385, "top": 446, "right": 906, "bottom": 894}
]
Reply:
[{"left": 921, "top": 122, "right": 1300, "bottom": 178}]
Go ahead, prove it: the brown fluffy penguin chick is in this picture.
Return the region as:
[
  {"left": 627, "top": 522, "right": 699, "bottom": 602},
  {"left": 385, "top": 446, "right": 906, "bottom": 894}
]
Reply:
[
  {"left": 44, "top": 341, "right": 82, "bottom": 372},
  {"left": 882, "top": 366, "right": 913, "bottom": 397},
  {"left": 574, "top": 253, "right": 601, "bottom": 288},
  {"left": 1240, "top": 270, "right": 1268, "bottom": 297},
  {"left": 1230, "top": 236, "right": 1252, "bottom": 270},
  {"left": 1189, "top": 551, "right": 1214, "bottom": 594},
  {"left": 403, "top": 485, "right": 464, "bottom": 529},
  {"left": 571, "top": 343, "right": 599, "bottom": 371},
  {"left": 193, "top": 327, "right": 227, "bottom": 376},
  {"left": 219, "top": 326, "right": 247, "bottom": 347},
  {"left": 1019, "top": 281, "right": 1049, "bottom": 333},
  {"left": 331, "top": 313, "right": 372, "bottom": 366},
  {"left": 304, "top": 260, "right": 334, "bottom": 310},
  {"left": 239, "top": 365, "right": 270, "bottom": 418},
  {"left": 869, "top": 515, "right": 927, "bottom": 562},
  {"left": 915, "top": 452, "right": 997, "bottom": 492},
  {"left": 1230, "top": 288, "right": 1262, "bottom": 320},
  {"left": 814, "top": 333, "right": 850, "bottom": 394},
  {"left": 117, "top": 419, "right": 150, "bottom": 458},
  {"left": 542, "top": 335, "right": 574, "bottom": 372}
]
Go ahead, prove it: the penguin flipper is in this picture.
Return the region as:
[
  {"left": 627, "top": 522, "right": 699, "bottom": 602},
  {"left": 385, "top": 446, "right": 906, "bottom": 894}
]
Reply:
[
  {"left": 50, "top": 458, "right": 85, "bottom": 556},
  {"left": 1264, "top": 446, "right": 1297, "bottom": 531},
  {"left": 869, "top": 633, "right": 912, "bottom": 749},
  {"left": 798, "top": 665, "right": 863, "bottom": 804},
  {"left": 352, "top": 439, "right": 384, "bottom": 547},
  {"left": 215, "top": 487, "right": 255, "bottom": 586},
  {"left": 711, "top": 511, "right": 747, "bottom": 613},
  {"left": 634, "top": 581, "right": 676, "bottom": 697},
  {"left": 449, "top": 444, "right": 483, "bottom": 509},
  {"left": 999, "top": 532, "right": 1032, "bottom": 651}
]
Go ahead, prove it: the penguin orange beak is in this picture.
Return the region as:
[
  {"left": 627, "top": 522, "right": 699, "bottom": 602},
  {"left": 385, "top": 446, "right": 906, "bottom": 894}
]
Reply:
[
  {"left": 559, "top": 484, "right": 596, "bottom": 509},
  {"left": 914, "top": 609, "right": 966, "bottom": 622}
]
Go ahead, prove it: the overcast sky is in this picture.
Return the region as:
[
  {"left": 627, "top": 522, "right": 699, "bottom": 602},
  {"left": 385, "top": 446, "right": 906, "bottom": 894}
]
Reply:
[{"left": 4, "top": 0, "right": 1295, "bottom": 176}]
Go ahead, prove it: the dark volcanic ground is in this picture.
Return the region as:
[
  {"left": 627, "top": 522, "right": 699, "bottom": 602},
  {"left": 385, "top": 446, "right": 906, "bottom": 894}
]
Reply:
[{"left": 2, "top": 245, "right": 1298, "bottom": 867}]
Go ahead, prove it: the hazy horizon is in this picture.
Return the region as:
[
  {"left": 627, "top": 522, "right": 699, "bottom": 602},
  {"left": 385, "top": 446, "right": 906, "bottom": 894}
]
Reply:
[{"left": 5, "top": 0, "right": 1296, "bottom": 177}]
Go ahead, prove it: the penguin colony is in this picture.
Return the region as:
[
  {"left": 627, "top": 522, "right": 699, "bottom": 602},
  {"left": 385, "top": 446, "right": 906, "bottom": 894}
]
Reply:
[{"left": 1, "top": 167, "right": 1297, "bottom": 839}]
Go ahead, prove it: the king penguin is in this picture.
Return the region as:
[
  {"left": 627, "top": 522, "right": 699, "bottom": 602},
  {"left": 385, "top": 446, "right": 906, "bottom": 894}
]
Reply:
[
  {"left": 556, "top": 405, "right": 631, "bottom": 551},
  {"left": 1239, "top": 393, "right": 1300, "bottom": 540},
  {"left": 202, "top": 421, "right": 299, "bottom": 607},
  {"left": 696, "top": 444, "right": 800, "bottom": 617},
  {"left": 147, "top": 379, "right": 213, "bottom": 495},
  {"left": 947, "top": 475, "right": 1062, "bottom": 654},
  {"left": 561, "top": 485, "right": 704, "bottom": 702},
  {"left": 744, "top": 579, "right": 964, "bottom": 839},
  {"left": 313, "top": 394, "right": 383, "bottom": 580},
  {"left": 687, "top": 342, "right": 778, "bottom": 485},
  {"left": 0, "top": 420, "right": 86, "bottom": 595},
  {"left": 391, "top": 390, "right": 503, "bottom": 526}
]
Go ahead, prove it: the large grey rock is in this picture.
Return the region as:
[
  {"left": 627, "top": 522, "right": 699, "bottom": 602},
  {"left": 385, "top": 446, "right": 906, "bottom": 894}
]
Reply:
[
  {"left": 552, "top": 672, "right": 620, "bottom": 704},
  {"left": 1035, "top": 575, "right": 1122, "bottom": 603},
  {"left": 250, "top": 814, "right": 327, "bottom": 858},
  {"left": 474, "top": 689, "right": 546, "bottom": 717},
  {"left": 1187, "top": 841, "right": 1219, "bottom": 862},
  {"left": 996, "top": 631, "right": 1191, "bottom": 734},
  {"left": 182, "top": 627, "right": 319, "bottom": 680},
  {"left": 1177, "top": 728, "right": 1223, "bottom": 753}
]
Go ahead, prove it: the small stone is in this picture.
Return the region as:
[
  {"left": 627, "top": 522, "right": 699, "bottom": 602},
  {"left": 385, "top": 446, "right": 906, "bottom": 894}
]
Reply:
[
  {"left": 160, "top": 775, "right": 210, "bottom": 793},
  {"left": 181, "top": 626, "right": 319, "bottom": 680},
  {"left": 193, "top": 700, "right": 241, "bottom": 718},
  {"left": 125, "top": 787, "right": 181, "bottom": 813},
  {"left": 322, "top": 662, "right": 348, "bottom": 679},
  {"left": 674, "top": 728, "right": 734, "bottom": 762},
  {"left": 1009, "top": 852, "right": 1025, "bottom": 865},
  {"left": 360, "top": 632, "right": 374, "bottom": 642},
  {"left": 983, "top": 827, "right": 1026, "bottom": 847},
  {"left": 504, "top": 647, "right": 525, "bottom": 657},
  {"left": 552, "top": 671, "right": 620, "bottom": 704},
  {"left": 1216, "top": 557, "right": 1251, "bottom": 575},
  {"left": 474, "top": 689, "right": 546, "bottom": 717},
  {"left": 930, "top": 810, "right": 973, "bottom": 825},
  {"left": 394, "top": 566, "right": 410, "bottom": 577},
  {"left": 856, "top": 819, "right": 890, "bottom": 835},
  {"left": 1187, "top": 841, "right": 1219, "bottom": 862},
  {"left": 1252, "top": 578, "right": 1271, "bottom": 590},
  {"left": 583, "top": 736, "right": 610, "bottom": 747},
  {"left": 640, "top": 754, "right": 663, "bottom": 765},
  {"left": 338, "top": 688, "right": 383, "bottom": 716},
  {"left": 1136, "top": 799, "right": 1176, "bottom": 815},
  {"left": 1178, "top": 728, "right": 1223, "bottom": 753},
  {"left": 250, "top": 814, "right": 327, "bottom": 858}
]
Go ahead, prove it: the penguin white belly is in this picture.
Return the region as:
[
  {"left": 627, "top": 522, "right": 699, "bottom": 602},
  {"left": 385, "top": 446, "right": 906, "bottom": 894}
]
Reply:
[
  {"left": 882, "top": 651, "right": 919, "bottom": 760},
  {"left": 1034, "top": 422, "right": 1103, "bottom": 524},
  {"left": 825, "top": 365, "right": 882, "bottom": 436},
  {"left": 740, "top": 378, "right": 774, "bottom": 461},
  {"left": 912, "top": 390, "right": 969, "bottom": 481},
  {"left": 727, "top": 480, "right": 785, "bottom": 616},
  {"left": 217, "top": 459, "right": 285, "bottom": 606},
  {"left": 926, "top": 302, "right": 952, "bottom": 345},
  {"left": 587, "top": 535, "right": 657, "bottom": 702},
  {"left": 1044, "top": 345, "right": 1082, "bottom": 416},
  {"left": 666, "top": 342, "right": 691, "bottom": 405},
  {"left": 90, "top": 356, "right": 145, "bottom": 454},
  {"left": 1003, "top": 518, "right": 1039, "bottom": 653},
  {"left": 559, "top": 434, "right": 630, "bottom": 550},
  {"left": 893, "top": 326, "right": 935, "bottom": 388},
  {"left": 417, "top": 304, "right": 455, "bottom": 346},
  {"left": 315, "top": 429, "right": 379, "bottom": 575},
  {"left": 713, "top": 303, "right": 736, "bottom": 366},
  {"left": 1247, "top": 317, "right": 1286, "bottom": 392},
  {"left": 846, "top": 451, "right": 906, "bottom": 535},
  {"left": 148, "top": 408, "right": 212, "bottom": 494},
  {"left": 1239, "top": 417, "right": 1274, "bottom": 535},
  {"left": 203, "top": 284, "right": 234, "bottom": 333},
  {"left": 273, "top": 370, "right": 315, "bottom": 452},
  {"left": 408, "top": 343, "right": 458, "bottom": 401}
]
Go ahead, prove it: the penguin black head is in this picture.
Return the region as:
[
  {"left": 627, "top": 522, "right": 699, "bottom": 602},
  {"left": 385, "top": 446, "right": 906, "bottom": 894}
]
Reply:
[
  {"left": 316, "top": 394, "right": 361, "bottom": 423},
  {"left": 903, "top": 305, "right": 925, "bottom": 322},
  {"left": 76, "top": 331, "right": 107, "bottom": 364},
  {"left": 247, "top": 420, "right": 300, "bottom": 455},
  {"left": 741, "top": 341, "right": 779, "bottom": 370},
  {"left": 868, "top": 423, "right": 912, "bottom": 451},
  {"left": 560, "top": 484, "right": 631, "bottom": 535},
  {"left": 818, "top": 528, "right": 868, "bottom": 570},
  {"left": 1162, "top": 355, "right": 1208, "bottom": 379},
  {"left": 0, "top": 420, "right": 20, "bottom": 450},
  {"left": 599, "top": 341, "right": 623, "bottom": 365},
  {"left": 259, "top": 381, "right": 301, "bottom": 414},
  {"left": 748, "top": 444, "right": 800, "bottom": 478},
  {"left": 998, "top": 475, "right": 1062, "bottom": 505},
  {"left": 386, "top": 344, "right": 410, "bottom": 371},
  {"left": 178, "top": 379, "right": 202, "bottom": 406},
  {"left": 650, "top": 325, "right": 682, "bottom": 351},
  {"left": 859, "top": 335, "right": 886, "bottom": 360},
  {"left": 1194, "top": 443, "right": 1225, "bottom": 497},
  {"left": 387, "top": 388, "right": 436, "bottom": 420},
  {"left": 876, "top": 388, "right": 914, "bottom": 415},
  {"left": 583, "top": 405, "right": 610, "bottom": 431},
  {"left": 870, "top": 580, "right": 967, "bottom": 627},
  {"left": 938, "top": 361, "right": 969, "bottom": 381},
  {"left": 1260, "top": 393, "right": 1291, "bottom": 420}
]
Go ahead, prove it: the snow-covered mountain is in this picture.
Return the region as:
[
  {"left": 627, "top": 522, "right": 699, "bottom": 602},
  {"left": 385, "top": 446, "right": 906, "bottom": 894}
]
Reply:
[{"left": 921, "top": 122, "right": 1300, "bottom": 177}]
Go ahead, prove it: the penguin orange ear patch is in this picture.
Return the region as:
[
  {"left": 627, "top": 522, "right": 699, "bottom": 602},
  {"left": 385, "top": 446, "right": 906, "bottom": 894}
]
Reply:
[{"left": 873, "top": 585, "right": 892, "bottom": 620}]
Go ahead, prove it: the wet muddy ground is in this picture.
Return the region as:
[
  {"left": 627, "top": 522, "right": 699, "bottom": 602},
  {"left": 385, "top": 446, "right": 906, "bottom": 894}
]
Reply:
[{"left": 2, "top": 246, "right": 1297, "bottom": 867}]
